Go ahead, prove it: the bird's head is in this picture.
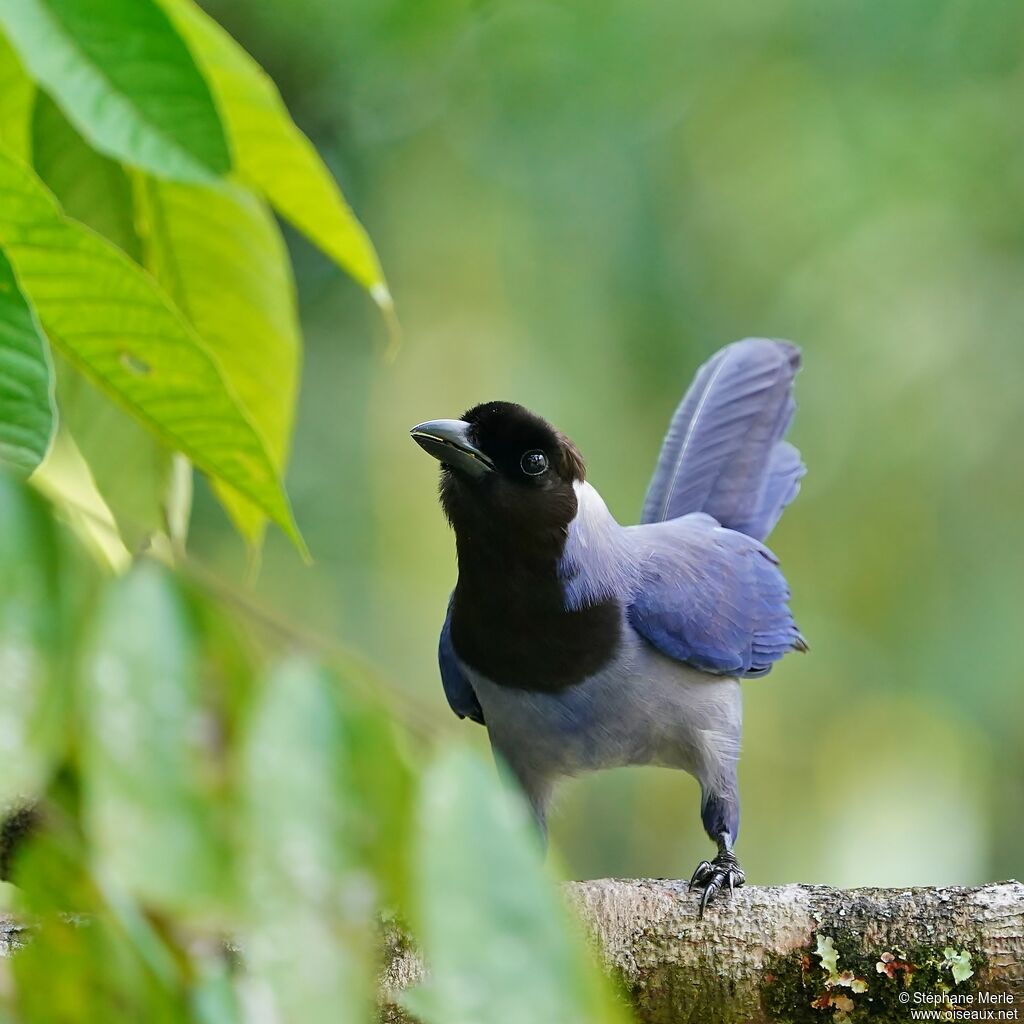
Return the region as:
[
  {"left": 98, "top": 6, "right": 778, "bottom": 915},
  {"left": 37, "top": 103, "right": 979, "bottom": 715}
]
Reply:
[{"left": 410, "top": 401, "right": 586, "bottom": 550}]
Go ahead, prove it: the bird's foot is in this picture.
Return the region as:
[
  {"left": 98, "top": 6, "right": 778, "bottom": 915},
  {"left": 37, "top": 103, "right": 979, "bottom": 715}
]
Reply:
[{"left": 689, "top": 849, "right": 745, "bottom": 918}]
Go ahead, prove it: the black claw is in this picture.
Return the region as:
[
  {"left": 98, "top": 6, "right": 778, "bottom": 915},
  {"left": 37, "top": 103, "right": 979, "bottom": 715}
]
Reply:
[
  {"left": 689, "top": 850, "right": 745, "bottom": 919},
  {"left": 689, "top": 860, "right": 713, "bottom": 889},
  {"left": 698, "top": 878, "right": 719, "bottom": 918}
]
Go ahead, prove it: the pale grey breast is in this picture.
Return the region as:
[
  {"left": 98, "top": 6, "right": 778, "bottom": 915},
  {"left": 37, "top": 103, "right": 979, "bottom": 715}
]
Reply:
[{"left": 462, "top": 618, "right": 743, "bottom": 797}]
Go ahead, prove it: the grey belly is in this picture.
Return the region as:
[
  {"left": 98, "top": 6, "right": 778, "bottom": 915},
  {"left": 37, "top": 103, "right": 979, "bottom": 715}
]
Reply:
[{"left": 462, "top": 623, "right": 742, "bottom": 792}]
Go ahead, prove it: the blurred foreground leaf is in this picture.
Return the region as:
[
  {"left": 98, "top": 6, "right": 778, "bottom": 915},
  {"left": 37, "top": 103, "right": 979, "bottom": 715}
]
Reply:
[
  {"left": 9, "top": 803, "right": 188, "bottom": 1024},
  {"left": 0, "top": 151, "right": 301, "bottom": 549},
  {"left": 133, "top": 175, "right": 300, "bottom": 549},
  {"left": 0, "top": 251, "right": 53, "bottom": 475},
  {"left": 242, "top": 657, "right": 402, "bottom": 1024},
  {"left": 403, "top": 748, "right": 625, "bottom": 1024},
  {"left": 159, "top": 0, "right": 390, "bottom": 302},
  {"left": 80, "top": 562, "right": 226, "bottom": 916},
  {"left": 189, "top": 952, "right": 242, "bottom": 1024},
  {"left": 0, "top": 475, "right": 63, "bottom": 807},
  {"left": 343, "top": 695, "right": 414, "bottom": 908},
  {"left": 0, "top": 0, "right": 230, "bottom": 182}
]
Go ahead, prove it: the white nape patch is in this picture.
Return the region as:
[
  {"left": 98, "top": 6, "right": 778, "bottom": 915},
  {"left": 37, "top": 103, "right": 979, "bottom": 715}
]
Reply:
[
  {"left": 569, "top": 480, "right": 608, "bottom": 550},
  {"left": 559, "top": 481, "right": 639, "bottom": 610}
]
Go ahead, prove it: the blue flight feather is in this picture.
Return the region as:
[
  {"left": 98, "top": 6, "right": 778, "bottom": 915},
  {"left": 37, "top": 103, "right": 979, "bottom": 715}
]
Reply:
[
  {"left": 439, "top": 600, "right": 485, "bottom": 724},
  {"left": 754, "top": 441, "right": 804, "bottom": 540},
  {"left": 640, "top": 338, "right": 805, "bottom": 541}
]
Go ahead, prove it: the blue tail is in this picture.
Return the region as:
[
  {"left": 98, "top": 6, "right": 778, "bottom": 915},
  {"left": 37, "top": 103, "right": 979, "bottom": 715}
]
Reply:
[{"left": 640, "top": 338, "right": 805, "bottom": 541}]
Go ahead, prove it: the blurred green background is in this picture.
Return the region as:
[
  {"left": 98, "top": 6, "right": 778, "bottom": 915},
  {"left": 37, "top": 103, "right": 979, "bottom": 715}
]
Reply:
[{"left": 193, "top": 0, "right": 1024, "bottom": 886}]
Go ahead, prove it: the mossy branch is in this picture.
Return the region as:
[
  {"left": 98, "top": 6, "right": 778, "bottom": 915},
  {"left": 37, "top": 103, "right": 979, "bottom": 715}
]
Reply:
[{"left": 382, "top": 880, "right": 1024, "bottom": 1024}]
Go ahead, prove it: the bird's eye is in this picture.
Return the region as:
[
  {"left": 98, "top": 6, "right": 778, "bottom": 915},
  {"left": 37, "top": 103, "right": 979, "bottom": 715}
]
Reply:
[{"left": 520, "top": 450, "right": 548, "bottom": 476}]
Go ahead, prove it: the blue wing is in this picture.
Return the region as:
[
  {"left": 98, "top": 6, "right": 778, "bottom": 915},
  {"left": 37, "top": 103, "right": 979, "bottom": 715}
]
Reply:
[
  {"left": 626, "top": 515, "right": 806, "bottom": 677},
  {"left": 641, "top": 338, "right": 805, "bottom": 541},
  {"left": 439, "top": 600, "right": 485, "bottom": 725}
]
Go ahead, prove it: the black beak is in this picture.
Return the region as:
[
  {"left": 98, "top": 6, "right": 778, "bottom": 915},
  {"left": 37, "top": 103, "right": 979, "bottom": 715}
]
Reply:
[{"left": 410, "top": 419, "right": 496, "bottom": 477}]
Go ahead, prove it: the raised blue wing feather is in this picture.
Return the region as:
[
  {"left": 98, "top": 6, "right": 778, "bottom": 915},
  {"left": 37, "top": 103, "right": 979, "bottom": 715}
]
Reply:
[
  {"left": 641, "top": 338, "right": 805, "bottom": 541},
  {"left": 439, "top": 600, "right": 484, "bottom": 724},
  {"left": 754, "top": 441, "right": 804, "bottom": 540},
  {"left": 626, "top": 515, "right": 805, "bottom": 677}
]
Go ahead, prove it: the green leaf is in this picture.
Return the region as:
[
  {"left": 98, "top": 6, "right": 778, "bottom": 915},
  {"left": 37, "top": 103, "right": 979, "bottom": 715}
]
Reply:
[
  {"left": 158, "top": 0, "right": 389, "bottom": 301},
  {"left": 0, "top": 31, "right": 34, "bottom": 161},
  {"left": 29, "top": 426, "right": 133, "bottom": 573},
  {"left": 189, "top": 954, "right": 242, "bottom": 1024},
  {"left": 54, "top": 359, "right": 173, "bottom": 553},
  {"left": 403, "top": 748, "right": 625, "bottom": 1024},
  {"left": 0, "top": 151, "right": 302, "bottom": 548},
  {"left": 0, "top": 249, "right": 54, "bottom": 475},
  {"left": 343, "top": 696, "right": 415, "bottom": 908},
  {"left": 79, "top": 561, "right": 226, "bottom": 915},
  {"left": 242, "top": 657, "right": 380, "bottom": 1024},
  {"left": 0, "top": 0, "right": 230, "bottom": 183},
  {"left": 0, "top": 474, "right": 64, "bottom": 807},
  {"left": 133, "top": 174, "right": 299, "bottom": 547},
  {"left": 29, "top": 98, "right": 174, "bottom": 550},
  {"left": 10, "top": 808, "right": 189, "bottom": 1024},
  {"left": 31, "top": 91, "right": 142, "bottom": 260},
  {"left": 12, "top": 908, "right": 179, "bottom": 1024}
]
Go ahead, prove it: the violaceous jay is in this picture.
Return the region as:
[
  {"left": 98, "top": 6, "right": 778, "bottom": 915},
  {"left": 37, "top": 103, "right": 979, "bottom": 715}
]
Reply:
[{"left": 410, "top": 338, "right": 806, "bottom": 914}]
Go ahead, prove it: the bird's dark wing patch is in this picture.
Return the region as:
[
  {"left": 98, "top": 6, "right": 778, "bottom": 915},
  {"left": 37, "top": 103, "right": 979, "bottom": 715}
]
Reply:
[
  {"left": 439, "top": 599, "right": 485, "bottom": 724},
  {"left": 626, "top": 515, "right": 806, "bottom": 678}
]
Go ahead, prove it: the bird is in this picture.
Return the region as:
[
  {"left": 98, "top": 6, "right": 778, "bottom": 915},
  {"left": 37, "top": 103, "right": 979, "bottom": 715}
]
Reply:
[{"left": 410, "top": 337, "right": 806, "bottom": 915}]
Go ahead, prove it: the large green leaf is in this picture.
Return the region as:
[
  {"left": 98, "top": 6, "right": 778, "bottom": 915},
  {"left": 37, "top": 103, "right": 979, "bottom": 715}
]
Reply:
[
  {"left": 30, "top": 96, "right": 175, "bottom": 550},
  {"left": 403, "top": 748, "right": 625, "bottom": 1024},
  {"left": 79, "top": 562, "right": 225, "bottom": 915},
  {"left": 0, "top": 31, "right": 33, "bottom": 161},
  {"left": 242, "top": 658, "right": 381, "bottom": 1024},
  {"left": 133, "top": 174, "right": 299, "bottom": 546},
  {"left": 0, "top": 151, "right": 301, "bottom": 548},
  {"left": 0, "top": 475, "right": 63, "bottom": 808},
  {"left": 0, "top": 0, "right": 230, "bottom": 183},
  {"left": 0, "top": 250, "right": 54, "bottom": 475},
  {"left": 158, "top": 0, "right": 389, "bottom": 301}
]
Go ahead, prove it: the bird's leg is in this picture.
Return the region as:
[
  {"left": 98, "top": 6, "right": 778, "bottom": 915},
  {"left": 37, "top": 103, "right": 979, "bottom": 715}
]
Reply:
[
  {"left": 689, "top": 787, "right": 744, "bottom": 917},
  {"left": 689, "top": 832, "right": 745, "bottom": 918}
]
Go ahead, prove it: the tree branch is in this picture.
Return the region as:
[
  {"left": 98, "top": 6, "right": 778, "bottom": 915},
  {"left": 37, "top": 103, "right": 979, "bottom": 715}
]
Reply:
[
  {"left": 382, "top": 880, "right": 1024, "bottom": 1023},
  {"left": 5, "top": 880, "right": 1022, "bottom": 1021}
]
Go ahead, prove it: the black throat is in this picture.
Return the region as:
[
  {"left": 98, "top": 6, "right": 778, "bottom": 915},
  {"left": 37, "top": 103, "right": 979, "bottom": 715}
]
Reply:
[{"left": 448, "top": 521, "right": 621, "bottom": 693}]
